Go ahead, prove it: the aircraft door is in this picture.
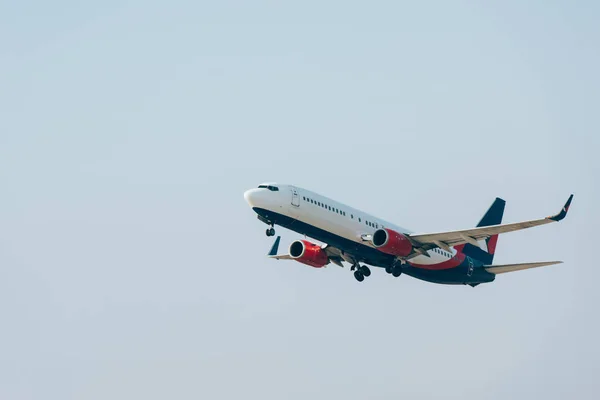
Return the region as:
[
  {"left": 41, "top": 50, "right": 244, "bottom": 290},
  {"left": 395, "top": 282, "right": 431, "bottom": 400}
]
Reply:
[{"left": 291, "top": 187, "right": 300, "bottom": 207}]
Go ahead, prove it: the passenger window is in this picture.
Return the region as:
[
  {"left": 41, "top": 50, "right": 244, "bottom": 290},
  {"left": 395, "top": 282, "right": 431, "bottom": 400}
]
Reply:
[{"left": 359, "top": 218, "right": 361, "bottom": 222}]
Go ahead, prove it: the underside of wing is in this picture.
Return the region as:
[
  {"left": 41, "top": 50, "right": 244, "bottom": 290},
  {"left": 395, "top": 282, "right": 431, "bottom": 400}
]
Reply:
[
  {"left": 485, "top": 261, "right": 563, "bottom": 274},
  {"left": 268, "top": 254, "right": 294, "bottom": 260}
]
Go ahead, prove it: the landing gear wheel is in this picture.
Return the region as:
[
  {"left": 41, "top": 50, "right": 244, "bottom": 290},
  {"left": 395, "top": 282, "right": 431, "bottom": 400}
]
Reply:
[
  {"left": 354, "top": 270, "right": 365, "bottom": 282},
  {"left": 385, "top": 265, "right": 394, "bottom": 274},
  {"left": 392, "top": 265, "right": 403, "bottom": 277},
  {"left": 266, "top": 227, "right": 275, "bottom": 237},
  {"left": 360, "top": 266, "right": 371, "bottom": 277}
]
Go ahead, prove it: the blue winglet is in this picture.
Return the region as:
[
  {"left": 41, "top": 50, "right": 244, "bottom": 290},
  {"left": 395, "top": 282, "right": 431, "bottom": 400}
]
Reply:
[
  {"left": 268, "top": 236, "right": 281, "bottom": 256},
  {"left": 549, "top": 194, "right": 574, "bottom": 222}
]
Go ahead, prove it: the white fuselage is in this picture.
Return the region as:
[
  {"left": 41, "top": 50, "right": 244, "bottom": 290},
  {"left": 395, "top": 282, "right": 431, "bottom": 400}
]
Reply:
[{"left": 244, "top": 183, "right": 455, "bottom": 266}]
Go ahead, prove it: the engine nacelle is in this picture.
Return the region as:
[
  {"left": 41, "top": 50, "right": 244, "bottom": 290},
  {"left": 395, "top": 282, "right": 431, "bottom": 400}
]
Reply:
[
  {"left": 372, "top": 228, "right": 413, "bottom": 257},
  {"left": 289, "top": 240, "right": 329, "bottom": 268}
]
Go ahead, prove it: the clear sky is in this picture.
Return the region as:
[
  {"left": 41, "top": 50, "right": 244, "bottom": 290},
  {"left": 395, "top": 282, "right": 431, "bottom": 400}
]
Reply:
[{"left": 1, "top": 1, "right": 599, "bottom": 399}]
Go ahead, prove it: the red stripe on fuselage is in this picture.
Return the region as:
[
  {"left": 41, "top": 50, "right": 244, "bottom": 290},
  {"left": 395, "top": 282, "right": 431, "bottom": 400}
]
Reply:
[{"left": 408, "top": 252, "right": 466, "bottom": 270}]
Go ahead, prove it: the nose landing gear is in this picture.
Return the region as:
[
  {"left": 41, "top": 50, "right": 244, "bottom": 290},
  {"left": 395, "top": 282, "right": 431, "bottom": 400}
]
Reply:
[{"left": 265, "top": 227, "right": 276, "bottom": 237}]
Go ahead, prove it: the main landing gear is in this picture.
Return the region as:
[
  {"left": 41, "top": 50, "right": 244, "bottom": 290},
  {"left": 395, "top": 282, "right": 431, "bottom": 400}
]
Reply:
[
  {"left": 265, "top": 226, "right": 276, "bottom": 237},
  {"left": 352, "top": 264, "right": 371, "bottom": 282},
  {"left": 385, "top": 262, "right": 403, "bottom": 277}
]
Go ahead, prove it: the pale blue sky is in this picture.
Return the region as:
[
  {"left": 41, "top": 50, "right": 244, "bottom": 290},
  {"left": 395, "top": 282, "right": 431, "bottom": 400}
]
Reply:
[{"left": 1, "top": 1, "right": 599, "bottom": 399}]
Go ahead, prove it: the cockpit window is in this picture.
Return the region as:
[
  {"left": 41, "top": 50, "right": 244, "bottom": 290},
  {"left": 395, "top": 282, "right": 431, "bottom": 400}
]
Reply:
[{"left": 258, "top": 185, "right": 279, "bottom": 191}]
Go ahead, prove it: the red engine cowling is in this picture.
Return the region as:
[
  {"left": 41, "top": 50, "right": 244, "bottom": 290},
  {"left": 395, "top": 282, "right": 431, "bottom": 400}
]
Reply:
[
  {"left": 289, "top": 240, "right": 329, "bottom": 268},
  {"left": 372, "top": 228, "right": 413, "bottom": 257}
]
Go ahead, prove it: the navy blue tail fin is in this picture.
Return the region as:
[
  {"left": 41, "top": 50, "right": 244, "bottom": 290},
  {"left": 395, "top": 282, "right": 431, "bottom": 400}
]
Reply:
[{"left": 461, "top": 198, "right": 505, "bottom": 265}]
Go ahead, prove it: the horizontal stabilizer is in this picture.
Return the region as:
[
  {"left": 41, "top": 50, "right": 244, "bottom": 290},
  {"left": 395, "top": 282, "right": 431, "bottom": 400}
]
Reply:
[{"left": 485, "top": 261, "right": 562, "bottom": 274}]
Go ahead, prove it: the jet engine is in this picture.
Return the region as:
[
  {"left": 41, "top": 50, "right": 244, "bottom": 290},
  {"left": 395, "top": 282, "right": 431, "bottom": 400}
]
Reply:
[
  {"left": 289, "top": 240, "right": 329, "bottom": 268},
  {"left": 372, "top": 228, "right": 413, "bottom": 257}
]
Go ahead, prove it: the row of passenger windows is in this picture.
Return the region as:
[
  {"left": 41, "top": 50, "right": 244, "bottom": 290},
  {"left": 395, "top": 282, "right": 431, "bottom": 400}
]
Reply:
[
  {"left": 303, "top": 196, "right": 346, "bottom": 216},
  {"left": 302, "top": 196, "right": 380, "bottom": 228}
]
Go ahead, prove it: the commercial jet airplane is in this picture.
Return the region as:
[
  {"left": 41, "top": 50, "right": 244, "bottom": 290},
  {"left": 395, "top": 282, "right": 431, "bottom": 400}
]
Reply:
[{"left": 244, "top": 183, "right": 573, "bottom": 286}]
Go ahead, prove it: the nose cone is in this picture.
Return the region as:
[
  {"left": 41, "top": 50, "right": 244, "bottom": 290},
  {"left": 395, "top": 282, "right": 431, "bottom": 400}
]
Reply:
[{"left": 244, "top": 188, "right": 260, "bottom": 207}]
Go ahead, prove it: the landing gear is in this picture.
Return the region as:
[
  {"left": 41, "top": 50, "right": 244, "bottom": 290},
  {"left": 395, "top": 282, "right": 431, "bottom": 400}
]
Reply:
[
  {"left": 385, "top": 262, "right": 403, "bottom": 277},
  {"left": 265, "top": 227, "right": 275, "bottom": 237},
  {"left": 353, "top": 264, "right": 371, "bottom": 282},
  {"left": 353, "top": 270, "right": 365, "bottom": 282}
]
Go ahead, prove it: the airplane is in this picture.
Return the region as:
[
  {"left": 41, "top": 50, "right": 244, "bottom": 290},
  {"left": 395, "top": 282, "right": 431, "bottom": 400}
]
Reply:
[{"left": 244, "top": 183, "right": 573, "bottom": 286}]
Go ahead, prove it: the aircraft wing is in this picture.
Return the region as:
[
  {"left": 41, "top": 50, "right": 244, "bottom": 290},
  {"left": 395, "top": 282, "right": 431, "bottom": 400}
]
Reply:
[
  {"left": 267, "top": 236, "right": 293, "bottom": 260},
  {"left": 484, "top": 261, "right": 563, "bottom": 274},
  {"left": 408, "top": 195, "right": 573, "bottom": 251}
]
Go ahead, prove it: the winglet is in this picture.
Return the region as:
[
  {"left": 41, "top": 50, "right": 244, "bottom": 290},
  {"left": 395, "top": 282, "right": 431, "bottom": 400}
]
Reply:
[
  {"left": 268, "top": 236, "right": 281, "bottom": 256},
  {"left": 548, "top": 194, "right": 574, "bottom": 222}
]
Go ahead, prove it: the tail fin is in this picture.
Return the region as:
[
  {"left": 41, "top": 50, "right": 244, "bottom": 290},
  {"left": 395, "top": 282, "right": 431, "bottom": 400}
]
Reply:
[{"left": 460, "top": 197, "right": 505, "bottom": 264}]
